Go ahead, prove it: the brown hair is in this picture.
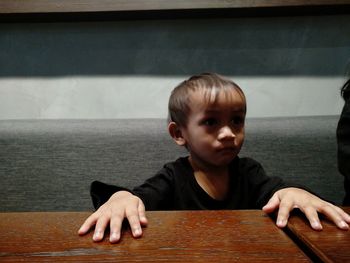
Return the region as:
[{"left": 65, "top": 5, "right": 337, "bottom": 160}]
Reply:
[{"left": 168, "top": 72, "right": 246, "bottom": 127}]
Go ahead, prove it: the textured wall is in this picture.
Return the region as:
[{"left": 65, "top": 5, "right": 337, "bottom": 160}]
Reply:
[{"left": 0, "top": 15, "right": 349, "bottom": 119}]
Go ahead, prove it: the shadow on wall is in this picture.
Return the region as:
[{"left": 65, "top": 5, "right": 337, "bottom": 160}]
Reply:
[{"left": 0, "top": 15, "right": 350, "bottom": 77}]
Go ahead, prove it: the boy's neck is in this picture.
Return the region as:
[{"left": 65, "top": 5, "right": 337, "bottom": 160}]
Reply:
[{"left": 188, "top": 156, "right": 230, "bottom": 201}]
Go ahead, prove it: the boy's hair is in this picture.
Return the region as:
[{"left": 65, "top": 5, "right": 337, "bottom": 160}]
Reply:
[{"left": 168, "top": 72, "right": 246, "bottom": 127}]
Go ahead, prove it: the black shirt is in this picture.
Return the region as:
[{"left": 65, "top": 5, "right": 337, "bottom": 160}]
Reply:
[
  {"left": 91, "top": 156, "right": 294, "bottom": 210},
  {"left": 337, "top": 94, "right": 350, "bottom": 205}
]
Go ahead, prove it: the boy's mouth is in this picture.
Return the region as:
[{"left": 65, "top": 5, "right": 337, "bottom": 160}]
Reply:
[{"left": 217, "top": 147, "right": 236, "bottom": 154}]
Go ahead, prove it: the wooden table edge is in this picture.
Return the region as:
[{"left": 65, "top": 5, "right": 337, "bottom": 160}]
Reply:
[{"left": 286, "top": 222, "right": 332, "bottom": 263}]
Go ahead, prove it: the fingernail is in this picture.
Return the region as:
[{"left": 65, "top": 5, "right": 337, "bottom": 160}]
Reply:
[
  {"left": 311, "top": 220, "right": 322, "bottom": 230},
  {"left": 134, "top": 228, "right": 141, "bottom": 236},
  {"left": 93, "top": 231, "right": 101, "bottom": 240},
  {"left": 110, "top": 232, "right": 119, "bottom": 242},
  {"left": 340, "top": 221, "right": 349, "bottom": 229},
  {"left": 277, "top": 219, "right": 285, "bottom": 227}
]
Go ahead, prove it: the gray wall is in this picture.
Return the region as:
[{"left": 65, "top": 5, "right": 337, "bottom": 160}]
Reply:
[{"left": 0, "top": 15, "right": 350, "bottom": 119}]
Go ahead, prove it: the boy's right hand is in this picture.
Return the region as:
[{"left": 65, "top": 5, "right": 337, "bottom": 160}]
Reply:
[{"left": 78, "top": 191, "right": 148, "bottom": 243}]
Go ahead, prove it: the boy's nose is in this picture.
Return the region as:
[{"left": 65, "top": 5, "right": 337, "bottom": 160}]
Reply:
[{"left": 217, "top": 126, "right": 235, "bottom": 141}]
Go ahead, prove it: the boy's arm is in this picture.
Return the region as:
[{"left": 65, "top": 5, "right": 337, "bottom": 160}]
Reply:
[
  {"left": 79, "top": 167, "right": 175, "bottom": 243},
  {"left": 240, "top": 158, "right": 350, "bottom": 230},
  {"left": 263, "top": 187, "right": 350, "bottom": 230}
]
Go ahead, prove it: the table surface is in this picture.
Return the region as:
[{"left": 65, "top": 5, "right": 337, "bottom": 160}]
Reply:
[
  {"left": 287, "top": 207, "right": 350, "bottom": 263},
  {"left": 0, "top": 210, "right": 310, "bottom": 262}
]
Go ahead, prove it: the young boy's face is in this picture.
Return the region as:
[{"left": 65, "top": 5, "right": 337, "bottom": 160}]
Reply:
[{"left": 180, "top": 88, "right": 246, "bottom": 168}]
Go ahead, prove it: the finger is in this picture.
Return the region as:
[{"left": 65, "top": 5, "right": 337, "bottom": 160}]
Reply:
[
  {"left": 126, "top": 208, "right": 143, "bottom": 238},
  {"left": 301, "top": 206, "right": 323, "bottom": 231},
  {"left": 333, "top": 206, "right": 350, "bottom": 223},
  {"left": 262, "top": 193, "right": 280, "bottom": 213},
  {"left": 276, "top": 199, "right": 294, "bottom": 228},
  {"left": 109, "top": 212, "right": 124, "bottom": 243},
  {"left": 78, "top": 213, "right": 98, "bottom": 235},
  {"left": 138, "top": 201, "right": 148, "bottom": 226},
  {"left": 93, "top": 215, "right": 110, "bottom": 242},
  {"left": 318, "top": 204, "right": 349, "bottom": 230}
]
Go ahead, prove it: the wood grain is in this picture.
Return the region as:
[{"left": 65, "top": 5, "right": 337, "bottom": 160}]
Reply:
[
  {"left": 0, "top": 210, "right": 310, "bottom": 262},
  {"left": 287, "top": 207, "right": 350, "bottom": 263}
]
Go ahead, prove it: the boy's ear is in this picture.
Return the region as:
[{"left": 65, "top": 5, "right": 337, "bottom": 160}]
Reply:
[{"left": 168, "top": 122, "right": 186, "bottom": 146}]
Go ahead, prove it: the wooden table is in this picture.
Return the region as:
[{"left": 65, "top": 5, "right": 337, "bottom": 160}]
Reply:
[
  {"left": 287, "top": 207, "right": 350, "bottom": 263},
  {"left": 0, "top": 210, "right": 310, "bottom": 262}
]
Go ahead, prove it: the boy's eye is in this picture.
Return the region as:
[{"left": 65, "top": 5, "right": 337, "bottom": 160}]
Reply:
[
  {"left": 232, "top": 116, "right": 244, "bottom": 125},
  {"left": 203, "top": 118, "right": 218, "bottom": 126}
]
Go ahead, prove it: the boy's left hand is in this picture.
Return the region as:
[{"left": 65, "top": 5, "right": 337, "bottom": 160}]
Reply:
[{"left": 262, "top": 187, "right": 350, "bottom": 230}]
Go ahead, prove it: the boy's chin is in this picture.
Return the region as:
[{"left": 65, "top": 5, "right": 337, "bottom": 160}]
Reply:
[
  {"left": 191, "top": 153, "right": 236, "bottom": 168},
  {"left": 211, "top": 156, "right": 236, "bottom": 166}
]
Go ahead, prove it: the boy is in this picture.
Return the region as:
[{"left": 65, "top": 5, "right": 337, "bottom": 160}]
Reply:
[{"left": 79, "top": 73, "right": 350, "bottom": 243}]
